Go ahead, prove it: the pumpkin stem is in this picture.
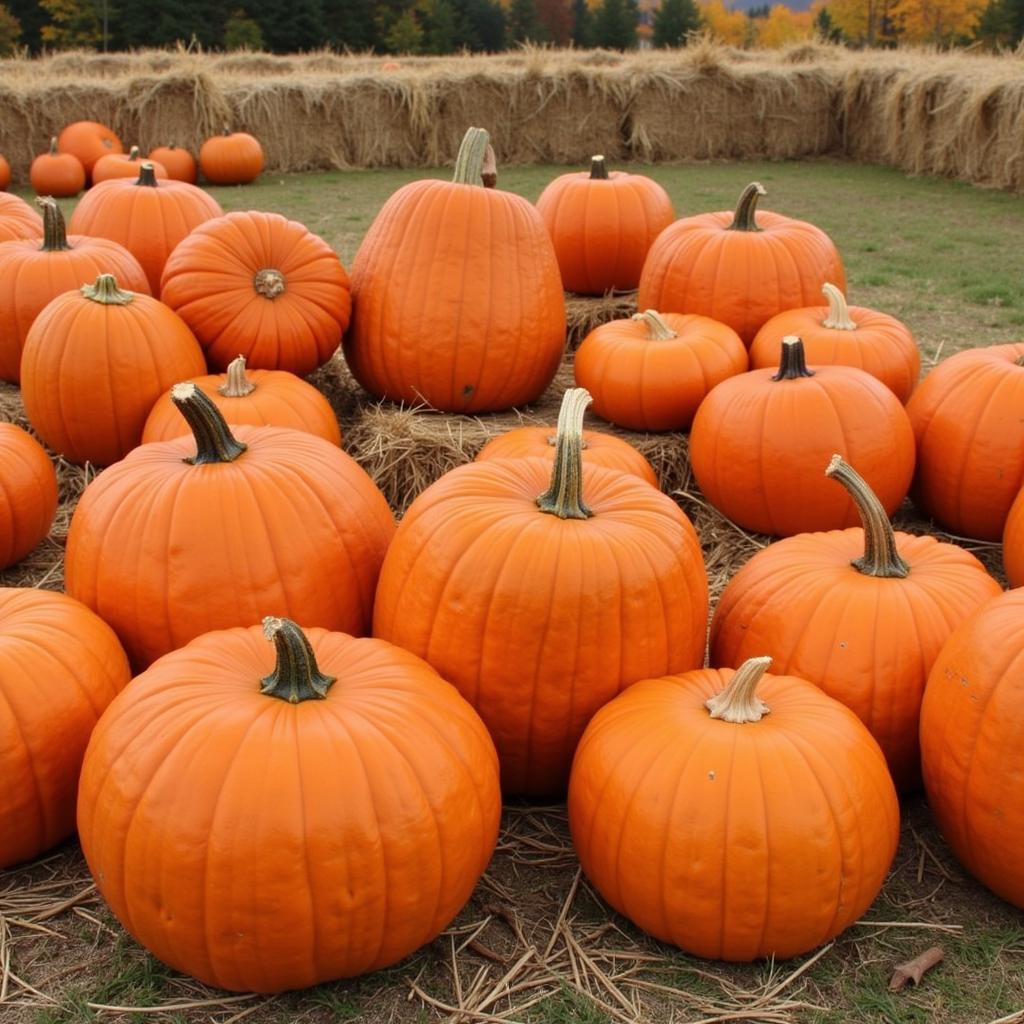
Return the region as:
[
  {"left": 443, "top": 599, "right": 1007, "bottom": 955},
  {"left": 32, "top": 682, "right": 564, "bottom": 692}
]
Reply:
[
  {"left": 771, "top": 336, "right": 815, "bottom": 381},
  {"left": 822, "top": 283, "right": 858, "bottom": 331},
  {"left": 1016, "top": 355, "right": 1024, "bottom": 368},
  {"left": 254, "top": 268, "right": 286, "bottom": 299},
  {"left": 259, "top": 617, "right": 336, "bottom": 703},
  {"left": 705, "top": 656, "right": 772, "bottom": 724},
  {"left": 171, "top": 382, "right": 248, "bottom": 465},
  {"left": 135, "top": 163, "right": 159, "bottom": 187},
  {"left": 537, "top": 388, "right": 594, "bottom": 521},
  {"left": 219, "top": 355, "right": 257, "bottom": 398},
  {"left": 48, "top": 136, "right": 58, "bottom": 156},
  {"left": 589, "top": 155, "right": 609, "bottom": 180},
  {"left": 36, "top": 196, "right": 71, "bottom": 252},
  {"left": 727, "top": 182, "right": 766, "bottom": 232},
  {"left": 452, "top": 127, "right": 492, "bottom": 187},
  {"left": 127, "top": 145, "right": 140, "bottom": 161},
  {"left": 825, "top": 455, "right": 910, "bottom": 578},
  {"left": 481, "top": 144, "right": 497, "bottom": 189},
  {"left": 80, "top": 273, "right": 133, "bottom": 306},
  {"left": 631, "top": 309, "right": 678, "bottom": 340}
]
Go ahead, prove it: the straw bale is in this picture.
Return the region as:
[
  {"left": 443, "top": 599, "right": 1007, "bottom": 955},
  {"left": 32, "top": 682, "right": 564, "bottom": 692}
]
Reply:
[{"left": 565, "top": 291, "right": 638, "bottom": 349}]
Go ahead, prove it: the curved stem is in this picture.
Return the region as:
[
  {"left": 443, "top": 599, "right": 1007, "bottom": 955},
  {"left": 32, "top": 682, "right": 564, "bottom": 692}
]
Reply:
[
  {"left": 589, "top": 155, "right": 608, "bottom": 179},
  {"left": 259, "top": 617, "right": 336, "bottom": 703},
  {"left": 218, "top": 355, "right": 257, "bottom": 397},
  {"left": 254, "top": 268, "right": 286, "bottom": 299},
  {"left": 452, "top": 127, "right": 491, "bottom": 186},
  {"left": 171, "top": 382, "right": 248, "bottom": 465},
  {"left": 135, "top": 162, "right": 158, "bottom": 187},
  {"left": 48, "top": 136, "right": 58, "bottom": 156},
  {"left": 705, "top": 656, "right": 772, "bottom": 723},
  {"left": 537, "top": 388, "right": 594, "bottom": 520},
  {"left": 481, "top": 144, "right": 497, "bottom": 189},
  {"left": 631, "top": 309, "right": 678, "bottom": 340},
  {"left": 825, "top": 455, "right": 910, "bottom": 578},
  {"left": 822, "top": 283, "right": 858, "bottom": 330},
  {"left": 771, "top": 336, "right": 815, "bottom": 381},
  {"left": 80, "top": 273, "right": 134, "bottom": 306},
  {"left": 36, "top": 197, "right": 71, "bottom": 252},
  {"left": 727, "top": 182, "right": 766, "bottom": 232}
]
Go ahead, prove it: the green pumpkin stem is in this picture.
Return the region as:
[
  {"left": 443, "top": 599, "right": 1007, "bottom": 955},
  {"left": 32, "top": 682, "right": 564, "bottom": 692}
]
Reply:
[
  {"left": 772, "top": 336, "right": 815, "bottom": 381},
  {"left": 589, "top": 155, "right": 609, "bottom": 180},
  {"left": 136, "top": 162, "right": 159, "bottom": 187},
  {"left": 727, "top": 182, "right": 766, "bottom": 232},
  {"left": 218, "top": 355, "right": 257, "bottom": 398},
  {"left": 705, "top": 656, "right": 772, "bottom": 723},
  {"left": 826, "top": 455, "right": 910, "bottom": 578},
  {"left": 127, "top": 145, "right": 140, "bottom": 161},
  {"left": 170, "top": 382, "right": 248, "bottom": 465},
  {"left": 452, "top": 127, "right": 492, "bottom": 187},
  {"left": 36, "top": 196, "right": 71, "bottom": 252},
  {"left": 260, "top": 617, "right": 336, "bottom": 703},
  {"left": 80, "top": 273, "right": 133, "bottom": 306},
  {"left": 822, "top": 283, "right": 858, "bottom": 330},
  {"left": 537, "top": 388, "right": 594, "bottom": 521},
  {"left": 632, "top": 309, "right": 678, "bottom": 340}
]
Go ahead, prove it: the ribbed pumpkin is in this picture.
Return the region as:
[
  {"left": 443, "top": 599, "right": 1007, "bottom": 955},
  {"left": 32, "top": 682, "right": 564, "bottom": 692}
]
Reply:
[
  {"left": 374, "top": 388, "right": 708, "bottom": 797},
  {"left": 711, "top": 456, "right": 1001, "bottom": 792},
  {"left": 907, "top": 343, "right": 1024, "bottom": 541},
  {"left": 20, "top": 273, "right": 207, "bottom": 466},
  {"left": 346, "top": 127, "right": 565, "bottom": 413},
  {"left": 1002, "top": 487, "right": 1024, "bottom": 588},
  {"left": 68, "top": 163, "right": 223, "bottom": 295},
  {"left": 638, "top": 182, "right": 846, "bottom": 345},
  {"left": 198, "top": 129, "right": 264, "bottom": 185},
  {"left": 535, "top": 155, "right": 674, "bottom": 295},
  {"left": 148, "top": 145, "right": 197, "bottom": 184},
  {"left": 568, "top": 656, "right": 899, "bottom": 961},
  {"left": 57, "top": 120, "right": 122, "bottom": 179},
  {"left": 160, "top": 210, "right": 351, "bottom": 375},
  {"left": 0, "top": 423, "right": 57, "bottom": 570},
  {"left": 77, "top": 617, "right": 501, "bottom": 992},
  {"left": 750, "top": 284, "right": 920, "bottom": 403},
  {"left": 29, "top": 138, "right": 86, "bottom": 198},
  {"left": 92, "top": 145, "right": 168, "bottom": 184},
  {"left": 920, "top": 589, "right": 1024, "bottom": 909},
  {"left": 574, "top": 309, "right": 747, "bottom": 431},
  {"left": 0, "top": 198, "right": 150, "bottom": 384},
  {"left": 142, "top": 355, "right": 341, "bottom": 446},
  {"left": 1, "top": 588, "right": 130, "bottom": 869},
  {"left": 689, "top": 337, "right": 915, "bottom": 536},
  {"left": 0, "top": 192, "right": 42, "bottom": 242},
  {"left": 65, "top": 385, "right": 394, "bottom": 669}
]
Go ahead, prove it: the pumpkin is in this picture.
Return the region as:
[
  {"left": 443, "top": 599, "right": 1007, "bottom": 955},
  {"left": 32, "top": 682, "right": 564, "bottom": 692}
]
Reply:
[
  {"left": 77, "top": 617, "right": 501, "bottom": 992},
  {"left": 0, "top": 154, "right": 9, "bottom": 190},
  {"left": 0, "top": 423, "right": 58, "bottom": 570},
  {"left": 68, "top": 162, "right": 223, "bottom": 295},
  {"left": 535, "top": 155, "right": 674, "bottom": 295},
  {"left": 0, "top": 588, "right": 130, "bottom": 869},
  {"left": 920, "top": 589, "right": 1024, "bottom": 908},
  {"left": 345, "top": 127, "right": 565, "bottom": 413},
  {"left": 65, "top": 384, "right": 394, "bottom": 669},
  {"left": 689, "top": 337, "right": 915, "bottom": 536},
  {"left": 29, "top": 138, "right": 86, "bottom": 198},
  {"left": 0, "top": 192, "right": 43, "bottom": 243},
  {"left": 0, "top": 197, "right": 150, "bottom": 384},
  {"left": 750, "top": 283, "right": 920, "bottom": 403},
  {"left": 574, "top": 309, "right": 747, "bottom": 431},
  {"left": 92, "top": 145, "right": 168, "bottom": 184},
  {"left": 148, "top": 144, "right": 197, "bottom": 183},
  {"left": 567, "top": 655, "right": 899, "bottom": 961},
  {"left": 638, "top": 182, "right": 846, "bottom": 345},
  {"left": 710, "top": 455, "right": 1001, "bottom": 792},
  {"left": 374, "top": 388, "right": 708, "bottom": 796},
  {"left": 57, "top": 120, "right": 123, "bottom": 180},
  {"left": 159, "top": 210, "right": 351, "bottom": 375},
  {"left": 21, "top": 273, "right": 207, "bottom": 466},
  {"left": 906, "top": 343, "right": 1024, "bottom": 541},
  {"left": 142, "top": 354, "right": 341, "bottom": 447},
  {"left": 198, "top": 128, "right": 264, "bottom": 185},
  {"left": 1002, "top": 487, "right": 1024, "bottom": 587}
]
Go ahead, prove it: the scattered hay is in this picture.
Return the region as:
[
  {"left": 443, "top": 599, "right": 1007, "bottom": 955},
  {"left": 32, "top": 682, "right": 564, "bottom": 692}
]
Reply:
[{"left": 566, "top": 290, "right": 638, "bottom": 349}]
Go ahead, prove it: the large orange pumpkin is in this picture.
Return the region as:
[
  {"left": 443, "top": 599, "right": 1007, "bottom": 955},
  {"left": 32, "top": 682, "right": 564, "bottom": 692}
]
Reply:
[
  {"left": 535, "top": 155, "right": 674, "bottom": 295},
  {"left": 0, "top": 588, "right": 130, "bottom": 869},
  {"left": 907, "top": 343, "right": 1024, "bottom": 541},
  {"left": 148, "top": 145, "right": 197, "bottom": 184},
  {"left": 29, "top": 139, "right": 86, "bottom": 198},
  {"left": 0, "top": 154, "right": 9, "bottom": 190},
  {"left": 0, "top": 198, "right": 150, "bottom": 384},
  {"left": 57, "top": 120, "right": 123, "bottom": 180},
  {"left": 0, "top": 423, "right": 58, "bottom": 570},
  {"left": 21, "top": 273, "right": 207, "bottom": 466},
  {"left": 1002, "top": 487, "right": 1024, "bottom": 587},
  {"left": 689, "top": 337, "right": 915, "bottom": 536},
  {"left": 65, "top": 384, "right": 394, "bottom": 669},
  {"left": 920, "top": 589, "right": 1024, "bottom": 908},
  {"left": 345, "top": 127, "right": 565, "bottom": 413},
  {"left": 77, "top": 617, "right": 501, "bottom": 991},
  {"left": 568, "top": 656, "right": 900, "bottom": 961},
  {"left": 711, "top": 456, "right": 1001, "bottom": 791},
  {"left": 0, "top": 192, "right": 42, "bottom": 243},
  {"left": 160, "top": 210, "right": 351, "bottom": 374},
  {"left": 374, "top": 388, "right": 708, "bottom": 797},
  {"left": 92, "top": 145, "right": 168, "bottom": 183},
  {"left": 638, "top": 182, "right": 846, "bottom": 345},
  {"left": 198, "top": 129, "right": 264, "bottom": 185}
]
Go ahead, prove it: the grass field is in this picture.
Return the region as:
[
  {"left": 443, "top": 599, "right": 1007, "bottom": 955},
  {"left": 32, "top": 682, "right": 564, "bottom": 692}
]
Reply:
[{"left": 2, "top": 158, "right": 1024, "bottom": 1024}]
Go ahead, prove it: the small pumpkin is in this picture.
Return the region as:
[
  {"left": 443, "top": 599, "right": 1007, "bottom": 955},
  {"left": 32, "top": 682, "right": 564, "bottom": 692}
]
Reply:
[
  {"left": 29, "top": 138, "right": 86, "bottom": 198},
  {"left": 148, "top": 145, "right": 197, "bottom": 184},
  {"left": 535, "top": 155, "right": 675, "bottom": 295},
  {"left": 92, "top": 145, "right": 168, "bottom": 184},
  {"left": 567, "top": 656, "right": 899, "bottom": 961},
  {"left": 0, "top": 192, "right": 43, "bottom": 243},
  {"left": 198, "top": 128, "right": 264, "bottom": 185},
  {"left": 57, "top": 120, "right": 123, "bottom": 180},
  {"left": 0, "top": 423, "right": 58, "bottom": 570},
  {"left": 574, "top": 309, "right": 747, "bottom": 431}
]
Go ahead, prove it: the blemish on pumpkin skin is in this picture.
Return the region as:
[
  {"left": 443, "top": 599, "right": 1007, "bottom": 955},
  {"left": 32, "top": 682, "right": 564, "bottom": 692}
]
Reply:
[{"left": 463, "top": 385, "right": 474, "bottom": 397}]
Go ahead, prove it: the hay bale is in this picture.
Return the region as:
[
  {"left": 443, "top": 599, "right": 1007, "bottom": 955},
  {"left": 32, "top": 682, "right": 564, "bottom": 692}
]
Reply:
[{"left": 566, "top": 291, "right": 638, "bottom": 349}]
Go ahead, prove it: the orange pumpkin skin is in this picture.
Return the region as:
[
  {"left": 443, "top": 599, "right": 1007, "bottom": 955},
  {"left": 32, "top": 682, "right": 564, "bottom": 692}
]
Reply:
[
  {"left": 198, "top": 130, "right": 264, "bottom": 185},
  {"left": 57, "top": 120, "right": 123, "bottom": 179},
  {"left": 907, "top": 343, "right": 1024, "bottom": 541},
  {"left": 0, "top": 154, "right": 9, "bottom": 190},
  {"left": 0, "top": 423, "right": 58, "bottom": 569},
  {"left": 21, "top": 274, "right": 207, "bottom": 466},
  {"left": 77, "top": 621, "right": 501, "bottom": 992},
  {"left": 638, "top": 183, "right": 846, "bottom": 346},
  {"left": 160, "top": 211, "right": 351, "bottom": 375},
  {"left": 0, "top": 192, "right": 43, "bottom": 243},
  {"left": 920, "top": 589, "right": 1024, "bottom": 908},
  {"left": 92, "top": 146, "right": 168, "bottom": 184},
  {"left": 535, "top": 156, "right": 674, "bottom": 294},
  {"left": 346, "top": 128, "right": 565, "bottom": 414},
  {"left": 574, "top": 310, "right": 747, "bottom": 431},
  {"left": 68, "top": 164, "right": 223, "bottom": 295},
  {"left": 1002, "top": 488, "right": 1024, "bottom": 587},
  {"left": 567, "top": 662, "right": 899, "bottom": 961},
  {"left": 29, "top": 147, "right": 86, "bottom": 198},
  {"left": 0, "top": 588, "right": 130, "bottom": 869},
  {"left": 148, "top": 145, "right": 198, "bottom": 184}
]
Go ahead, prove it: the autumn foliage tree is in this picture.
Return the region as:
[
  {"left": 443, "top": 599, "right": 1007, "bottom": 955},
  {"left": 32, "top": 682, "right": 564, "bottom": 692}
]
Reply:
[
  {"left": 698, "top": 0, "right": 749, "bottom": 42},
  {"left": 755, "top": 3, "right": 815, "bottom": 43},
  {"left": 890, "top": 0, "right": 987, "bottom": 40}
]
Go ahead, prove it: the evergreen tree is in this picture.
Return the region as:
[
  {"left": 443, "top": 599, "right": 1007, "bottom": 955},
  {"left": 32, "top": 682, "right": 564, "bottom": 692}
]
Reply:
[
  {"left": 385, "top": 7, "right": 423, "bottom": 51},
  {"left": 652, "top": 0, "right": 700, "bottom": 45},
  {"left": 39, "top": 0, "right": 101, "bottom": 48},
  {"left": 508, "top": 0, "right": 544, "bottom": 42},
  {"left": 570, "top": 0, "right": 591, "bottom": 44},
  {"left": 323, "top": 0, "right": 380, "bottom": 51},
  {"left": 115, "top": 0, "right": 226, "bottom": 49},
  {"left": 0, "top": 3, "right": 21, "bottom": 53},
  {"left": 813, "top": 5, "right": 843, "bottom": 41},
  {"left": 592, "top": 0, "right": 637, "bottom": 48},
  {"left": 6, "top": 0, "right": 44, "bottom": 51},
  {"left": 537, "top": 0, "right": 571, "bottom": 43},
  {"left": 458, "top": 0, "right": 505, "bottom": 49},
  {"left": 250, "top": 0, "right": 323, "bottom": 52},
  {"left": 224, "top": 7, "right": 263, "bottom": 48},
  {"left": 423, "top": 0, "right": 462, "bottom": 51}
]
